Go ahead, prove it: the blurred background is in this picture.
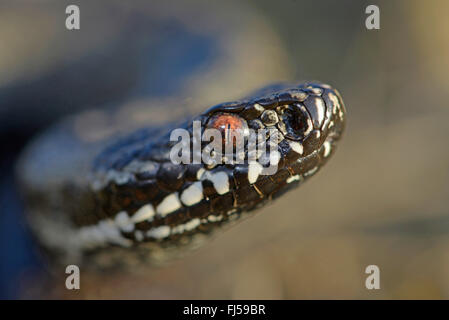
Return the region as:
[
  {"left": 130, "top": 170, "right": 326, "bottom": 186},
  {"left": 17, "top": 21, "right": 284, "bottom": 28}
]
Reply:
[{"left": 1, "top": 0, "right": 449, "bottom": 299}]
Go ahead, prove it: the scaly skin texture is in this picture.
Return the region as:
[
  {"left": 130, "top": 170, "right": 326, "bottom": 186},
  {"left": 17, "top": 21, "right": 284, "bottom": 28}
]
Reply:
[{"left": 18, "top": 82, "right": 346, "bottom": 269}]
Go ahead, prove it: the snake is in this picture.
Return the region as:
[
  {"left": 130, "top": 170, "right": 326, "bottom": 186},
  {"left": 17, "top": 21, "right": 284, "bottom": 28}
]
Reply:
[{"left": 17, "top": 82, "right": 346, "bottom": 269}]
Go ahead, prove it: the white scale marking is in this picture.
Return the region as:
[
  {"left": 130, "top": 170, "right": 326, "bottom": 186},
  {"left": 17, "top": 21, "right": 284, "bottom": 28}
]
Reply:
[
  {"left": 289, "top": 141, "right": 304, "bottom": 155},
  {"left": 98, "top": 220, "right": 132, "bottom": 247},
  {"left": 211, "top": 172, "right": 230, "bottom": 194},
  {"left": 248, "top": 162, "right": 263, "bottom": 184},
  {"left": 171, "top": 218, "right": 201, "bottom": 235},
  {"left": 196, "top": 168, "right": 205, "bottom": 180},
  {"left": 304, "top": 167, "right": 318, "bottom": 177},
  {"left": 270, "top": 151, "right": 281, "bottom": 165},
  {"left": 323, "top": 141, "right": 331, "bottom": 158},
  {"left": 315, "top": 97, "right": 325, "bottom": 124},
  {"left": 78, "top": 225, "right": 106, "bottom": 248},
  {"left": 329, "top": 92, "right": 343, "bottom": 120},
  {"left": 137, "top": 161, "right": 158, "bottom": 173},
  {"left": 202, "top": 171, "right": 229, "bottom": 195},
  {"left": 114, "top": 211, "right": 134, "bottom": 233},
  {"left": 301, "top": 117, "right": 313, "bottom": 136},
  {"left": 180, "top": 181, "right": 203, "bottom": 206},
  {"left": 131, "top": 204, "right": 155, "bottom": 223},
  {"left": 286, "top": 175, "right": 301, "bottom": 183},
  {"left": 207, "top": 215, "right": 223, "bottom": 222},
  {"left": 254, "top": 103, "right": 265, "bottom": 113},
  {"left": 75, "top": 218, "right": 133, "bottom": 249},
  {"left": 156, "top": 193, "right": 182, "bottom": 217},
  {"left": 134, "top": 230, "right": 144, "bottom": 242},
  {"left": 146, "top": 225, "right": 171, "bottom": 239}
]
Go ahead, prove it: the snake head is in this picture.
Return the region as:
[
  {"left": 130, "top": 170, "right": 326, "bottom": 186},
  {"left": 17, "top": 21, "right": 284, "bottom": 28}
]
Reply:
[
  {"left": 204, "top": 82, "right": 346, "bottom": 172},
  {"left": 68, "top": 82, "right": 347, "bottom": 260}
]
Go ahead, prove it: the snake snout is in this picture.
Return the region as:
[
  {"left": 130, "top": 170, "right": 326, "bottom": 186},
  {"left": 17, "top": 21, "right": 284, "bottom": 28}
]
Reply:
[{"left": 275, "top": 83, "right": 346, "bottom": 158}]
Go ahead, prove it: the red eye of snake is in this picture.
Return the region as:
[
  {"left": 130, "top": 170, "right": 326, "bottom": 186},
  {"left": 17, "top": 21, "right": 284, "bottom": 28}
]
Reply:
[{"left": 207, "top": 113, "right": 247, "bottom": 146}]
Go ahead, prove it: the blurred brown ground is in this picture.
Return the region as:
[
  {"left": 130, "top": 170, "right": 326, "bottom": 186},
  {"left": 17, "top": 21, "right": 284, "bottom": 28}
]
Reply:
[{"left": 2, "top": 0, "right": 449, "bottom": 299}]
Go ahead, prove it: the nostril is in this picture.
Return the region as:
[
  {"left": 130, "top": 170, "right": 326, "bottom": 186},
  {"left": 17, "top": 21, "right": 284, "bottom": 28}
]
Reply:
[{"left": 277, "top": 104, "right": 312, "bottom": 141}]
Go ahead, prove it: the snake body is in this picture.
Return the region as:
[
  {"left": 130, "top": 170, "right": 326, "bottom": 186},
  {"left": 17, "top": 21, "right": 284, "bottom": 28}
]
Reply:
[{"left": 17, "top": 82, "right": 346, "bottom": 268}]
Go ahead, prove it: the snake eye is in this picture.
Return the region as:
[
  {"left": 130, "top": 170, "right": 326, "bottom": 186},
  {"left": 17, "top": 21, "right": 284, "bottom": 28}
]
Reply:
[
  {"left": 207, "top": 113, "right": 248, "bottom": 146},
  {"left": 277, "top": 104, "right": 312, "bottom": 141}
]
